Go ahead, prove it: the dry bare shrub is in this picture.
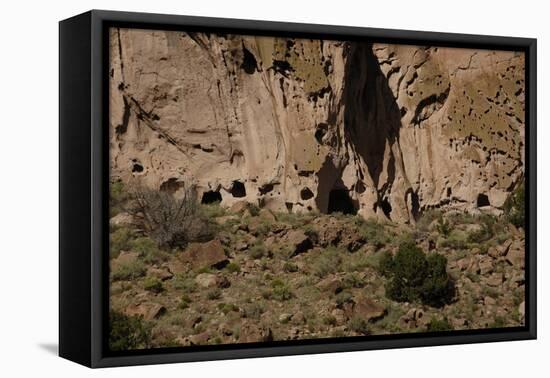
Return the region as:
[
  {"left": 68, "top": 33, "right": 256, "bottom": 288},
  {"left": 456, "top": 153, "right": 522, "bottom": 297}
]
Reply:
[{"left": 128, "top": 184, "right": 212, "bottom": 248}]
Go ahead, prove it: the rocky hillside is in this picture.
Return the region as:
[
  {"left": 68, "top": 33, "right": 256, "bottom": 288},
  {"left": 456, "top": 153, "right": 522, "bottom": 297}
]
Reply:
[
  {"left": 109, "top": 198, "right": 525, "bottom": 349},
  {"left": 109, "top": 28, "right": 525, "bottom": 223}
]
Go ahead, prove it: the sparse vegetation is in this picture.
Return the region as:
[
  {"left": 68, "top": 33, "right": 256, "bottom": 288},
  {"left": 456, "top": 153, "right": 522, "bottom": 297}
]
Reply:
[
  {"left": 109, "top": 184, "right": 523, "bottom": 349},
  {"left": 110, "top": 226, "right": 133, "bottom": 259},
  {"left": 271, "top": 279, "right": 293, "bottom": 301},
  {"left": 427, "top": 317, "right": 453, "bottom": 332},
  {"left": 111, "top": 260, "right": 146, "bottom": 281},
  {"left": 143, "top": 276, "right": 164, "bottom": 293},
  {"left": 109, "top": 310, "right": 151, "bottom": 351},
  {"left": 349, "top": 315, "right": 369, "bottom": 335},
  {"left": 504, "top": 181, "right": 525, "bottom": 228}
]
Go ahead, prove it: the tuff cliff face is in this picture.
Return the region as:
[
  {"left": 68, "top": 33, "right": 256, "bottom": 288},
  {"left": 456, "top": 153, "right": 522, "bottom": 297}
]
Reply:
[{"left": 109, "top": 28, "right": 525, "bottom": 223}]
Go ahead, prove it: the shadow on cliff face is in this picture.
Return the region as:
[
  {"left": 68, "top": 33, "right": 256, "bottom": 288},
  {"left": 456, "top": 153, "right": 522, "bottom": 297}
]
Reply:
[{"left": 342, "top": 42, "right": 405, "bottom": 219}]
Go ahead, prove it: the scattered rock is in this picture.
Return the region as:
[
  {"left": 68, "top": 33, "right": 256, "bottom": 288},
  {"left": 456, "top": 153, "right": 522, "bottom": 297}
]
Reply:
[
  {"left": 486, "top": 273, "right": 504, "bottom": 287},
  {"left": 479, "top": 257, "right": 494, "bottom": 275},
  {"left": 484, "top": 296, "right": 497, "bottom": 306}
]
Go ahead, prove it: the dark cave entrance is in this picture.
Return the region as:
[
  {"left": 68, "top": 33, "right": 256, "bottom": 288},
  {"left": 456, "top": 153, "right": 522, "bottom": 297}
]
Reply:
[
  {"left": 201, "top": 190, "right": 222, "bottom": 204},
  {"left": 477, "top": 193, "right": 490, "bottom": 207},
  {"left": 230, "top": 181, "right": 247, "bottom": 198},
  {"left": 327, "top": 189, "right": 357, "bottom": 215}
]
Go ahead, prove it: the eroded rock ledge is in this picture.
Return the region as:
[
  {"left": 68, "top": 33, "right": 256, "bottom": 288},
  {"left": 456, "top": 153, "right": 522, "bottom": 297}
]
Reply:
[{"left": 109, "top": 29, "right": 525, "bottom": 223}]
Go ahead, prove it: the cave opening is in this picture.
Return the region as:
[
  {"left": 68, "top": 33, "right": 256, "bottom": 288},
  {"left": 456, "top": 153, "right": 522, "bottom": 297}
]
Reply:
[
  {"left": 477, "top": 193, "right": 490, "bottom": 207},
  {"left": 327, "top": 189, "right": 357, "bottom": 215},
  {"left": 230, "top": 181, "right": 247, "bottom": 198},
  {"left": 201, "top": 191, "right": 222, "bottom": 204},
  {"left": 379, "top": 198, "right": 392, "bottom": 218},
  {"left": 300, "top": 187, "right": 314, "bottom": 201},
  {"left": 241, "top": 46, "right": 258, "bottom": 74}
]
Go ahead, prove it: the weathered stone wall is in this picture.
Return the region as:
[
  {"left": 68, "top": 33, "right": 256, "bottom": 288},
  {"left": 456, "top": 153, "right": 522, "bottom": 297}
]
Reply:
[{"left": 109, "top": 28, "right": 524, "bottom": 223}]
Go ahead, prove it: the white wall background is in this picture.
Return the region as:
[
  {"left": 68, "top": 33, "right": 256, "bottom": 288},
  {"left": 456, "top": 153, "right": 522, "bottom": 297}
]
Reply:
[{"left": 0, "top": 0, "right": 546, "bottom": 376}]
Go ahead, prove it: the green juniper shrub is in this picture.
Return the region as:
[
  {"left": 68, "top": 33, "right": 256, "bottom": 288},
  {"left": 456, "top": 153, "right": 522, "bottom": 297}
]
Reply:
[
  {"left": 427, "top": 317, "right": 453, "bottom": 332},
  {"left": 109, "top": 310, "right": 152, "bottom": 351},
  {"left": 143, "top": 276, "right": 164, "bottom": 293},
  {"left": 382, "top": 242, "right": 454, "bottom": 307},
  {"left": 504, "top": 182, "right": 525, "bottom": 228},
  {"left": 377, "top": 250, "right": 395, "bottom": 276}
]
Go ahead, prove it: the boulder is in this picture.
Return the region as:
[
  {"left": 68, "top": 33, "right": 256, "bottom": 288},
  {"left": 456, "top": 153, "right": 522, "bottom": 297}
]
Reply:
[
  {"left": 125, "top": 302, "right": 166, "bottom": 320},
  {"left": 188, "top": 332, "right": 210, "bottom": 345},
  {"left": 230, "top": 201, "right": 250, "bottom": 214},
  {"left": 109, "top": 212, "right": 134, "bottom": 226},
  {"left": 147, "top": 267, "right": 173, "bottom": 281},
  {"left": 284, "top": 230, "right": 314, "bottom": 257},
  {"left": 505, "top": 241, "right": 525, "bottom": 268},
  {"left": 352, "top": 298, "right": 386, "bottom": 322},
  {"left": 258, "top": 209, "right": 277, "bottom": 222},
  {"left": 195, "top": 273, "right": 218, "bottom": 288},
  {"left": 239, "top": 323, "right": 273, "bottom": 343},
  {"left": 316, "top": 275, "right": 343, "bottom": 294},
  {"left": 181, "top": 240, "right": 228, "bottom": 269}
]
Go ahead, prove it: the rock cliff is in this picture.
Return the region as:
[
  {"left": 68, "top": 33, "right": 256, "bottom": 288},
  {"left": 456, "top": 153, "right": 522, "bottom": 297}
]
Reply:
[{"left": 109, "top": 28, "right": 525, "bottom": 223}]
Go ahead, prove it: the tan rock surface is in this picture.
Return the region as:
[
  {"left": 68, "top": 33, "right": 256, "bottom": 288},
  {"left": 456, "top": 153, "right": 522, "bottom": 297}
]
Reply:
[{"left": 109, "top": 29, "right": 524, "bottom": 223}]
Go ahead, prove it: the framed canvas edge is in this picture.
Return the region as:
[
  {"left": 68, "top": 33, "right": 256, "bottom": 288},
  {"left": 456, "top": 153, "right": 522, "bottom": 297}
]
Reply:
[{"left": 80, "top": 9, "right": 536, "bottom": 368}]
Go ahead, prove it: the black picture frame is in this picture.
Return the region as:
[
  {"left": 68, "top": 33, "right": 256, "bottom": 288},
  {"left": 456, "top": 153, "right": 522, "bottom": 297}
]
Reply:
[{"left": 59, "top": 9, "right": 537, "bottom": 368}]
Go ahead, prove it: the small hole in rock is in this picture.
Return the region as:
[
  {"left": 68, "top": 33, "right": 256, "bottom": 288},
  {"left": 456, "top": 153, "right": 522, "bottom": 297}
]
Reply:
[{"left": 300, "top": 187, "right": 314, "bottom": 201}]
